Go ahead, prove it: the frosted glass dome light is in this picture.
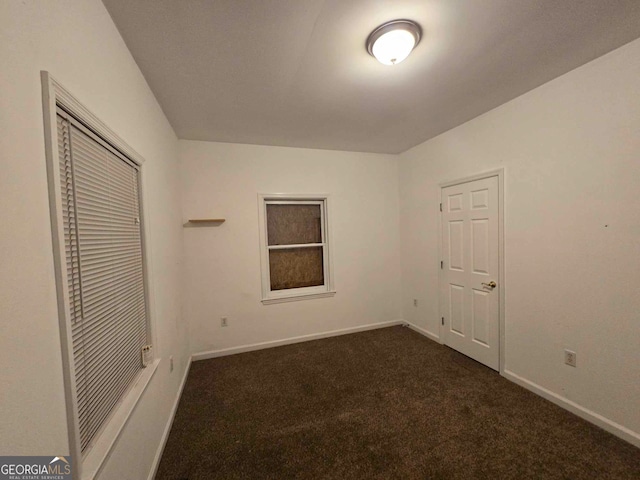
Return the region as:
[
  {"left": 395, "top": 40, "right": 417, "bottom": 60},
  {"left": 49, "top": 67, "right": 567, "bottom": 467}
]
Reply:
[{"left": 367, "top": 20, "right": 422, "bottom": 66}]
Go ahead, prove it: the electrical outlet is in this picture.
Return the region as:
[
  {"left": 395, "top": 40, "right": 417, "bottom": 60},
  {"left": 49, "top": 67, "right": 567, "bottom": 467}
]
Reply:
[
  {"left": 169, "top": 355, "right": 174, "bottom": 372},
  {"left": 564, "top": 349, "right": 576, "bottom": 367},
  {"left": 221, "top": 317, "right": 228, "bottom": 327},
  {"left": 413, "top": 299, "right": 418, "bottom": 307}
]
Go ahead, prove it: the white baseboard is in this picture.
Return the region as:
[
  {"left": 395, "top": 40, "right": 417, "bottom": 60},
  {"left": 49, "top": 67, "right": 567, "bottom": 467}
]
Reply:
[
  {"left": 405, "top": 322, "right": 441, "bottom": 343},
  {"left": 406, "top": 323, "right": 639, "bottom": 449},
  {"left": 405, "top": 323, "right": 639, "bottom": 448},
  {"left": 147, "top": 356, "right": 193, "bottom": 480},
  {"left": 502, "top": 369, "right": 640, "bottom": 449},
  {"left": 192, "top": 320, "right": 405, "bottom": 361}
]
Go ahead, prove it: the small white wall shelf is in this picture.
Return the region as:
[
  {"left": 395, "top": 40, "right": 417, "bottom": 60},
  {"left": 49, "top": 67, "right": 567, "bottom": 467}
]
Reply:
[
  {"left": 184, "top": 218, "right": 226, "bottom": 227},
  {"left": 188, "top": 218, "right": 225, "bottom": 223}
]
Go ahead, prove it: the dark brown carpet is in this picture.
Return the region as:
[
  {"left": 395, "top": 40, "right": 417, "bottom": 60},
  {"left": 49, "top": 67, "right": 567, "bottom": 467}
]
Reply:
[{"left": 156, "top": 326, "right": 640, "bottom": 479}]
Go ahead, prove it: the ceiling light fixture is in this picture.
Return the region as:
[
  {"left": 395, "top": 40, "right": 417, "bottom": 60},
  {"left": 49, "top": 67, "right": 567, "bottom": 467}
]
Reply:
[{"left": 366, "top": 19, "right": 422, "bottom": 66}]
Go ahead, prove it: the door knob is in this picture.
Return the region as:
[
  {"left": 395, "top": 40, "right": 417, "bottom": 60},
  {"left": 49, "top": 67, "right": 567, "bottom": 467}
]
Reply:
[{"left": 482, "top": 281, "right": 497, "bottom": 289}]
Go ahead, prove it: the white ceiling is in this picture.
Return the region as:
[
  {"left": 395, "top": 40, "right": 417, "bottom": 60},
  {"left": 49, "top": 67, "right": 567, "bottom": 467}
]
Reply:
[{"left": 103, "top": 0, "right": 640, "bottom": 154}]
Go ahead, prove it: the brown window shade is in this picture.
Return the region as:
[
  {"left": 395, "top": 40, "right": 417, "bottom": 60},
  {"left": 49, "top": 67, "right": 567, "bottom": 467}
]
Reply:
[
  {"left": 267, "top": 204, "right": 322, "bottom": 245},
  {"left": 269, "top": 247, "right": 324, "bottom": 290}
]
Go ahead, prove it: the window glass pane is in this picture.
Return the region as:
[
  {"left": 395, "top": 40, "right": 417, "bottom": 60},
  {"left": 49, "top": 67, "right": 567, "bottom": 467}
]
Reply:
[
  {"left": 267, "top": 204, "right": 322, "bottom": 245},
  {"left": 269, "top": 247, "right": 324, "bottom": 290}
]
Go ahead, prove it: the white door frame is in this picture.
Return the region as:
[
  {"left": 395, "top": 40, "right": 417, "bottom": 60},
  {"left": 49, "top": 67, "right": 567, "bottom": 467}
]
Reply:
[{"left": 438, "top": 168, "right": 505, "bottom": 373}]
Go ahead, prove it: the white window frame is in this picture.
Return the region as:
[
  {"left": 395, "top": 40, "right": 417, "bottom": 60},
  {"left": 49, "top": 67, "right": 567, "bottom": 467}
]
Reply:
[
  {"left": 258, "top": 193, "right": 336, "bottom": 304},
  {"left": 41, "top": 72, "right": 159, "bottom": 480}
]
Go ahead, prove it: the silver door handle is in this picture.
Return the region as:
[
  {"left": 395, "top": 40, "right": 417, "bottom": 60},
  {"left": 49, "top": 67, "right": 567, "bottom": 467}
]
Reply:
[{"left": 482, "top": 281, "right": 497, "bottom": 289}]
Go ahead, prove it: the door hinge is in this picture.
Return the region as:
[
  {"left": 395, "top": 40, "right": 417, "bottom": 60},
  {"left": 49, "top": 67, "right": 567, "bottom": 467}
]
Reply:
[
  {"left": 440, "top": 260, "right": 444, "bottom": 269},
  {"left": 439, "top": 203, "right": 442, "bottom": 212},
  {"left": 441, "top": 317, "right": 444, "bottom": 326}
]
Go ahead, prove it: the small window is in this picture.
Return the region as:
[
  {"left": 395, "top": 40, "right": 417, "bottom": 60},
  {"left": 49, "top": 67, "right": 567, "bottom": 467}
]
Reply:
[{"left": 258, "top": 194, "right": 335, "bottom": 303}]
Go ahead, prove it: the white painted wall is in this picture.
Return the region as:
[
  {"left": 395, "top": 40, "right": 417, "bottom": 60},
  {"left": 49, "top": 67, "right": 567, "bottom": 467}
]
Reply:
[
  {"left": 0, "top": 1, "right": 188, "bottom": 479},
  {"left": 399, "top": 39, "right": 640, "bottom": 440},
  {"left": 180, "top": 141, "right": 402, "bottom": 354}
]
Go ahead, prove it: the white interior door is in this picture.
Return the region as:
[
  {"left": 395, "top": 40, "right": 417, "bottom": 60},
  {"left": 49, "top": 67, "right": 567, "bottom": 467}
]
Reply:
[{"left": 441, "top": 175, "right": 500, "bottom": 370}]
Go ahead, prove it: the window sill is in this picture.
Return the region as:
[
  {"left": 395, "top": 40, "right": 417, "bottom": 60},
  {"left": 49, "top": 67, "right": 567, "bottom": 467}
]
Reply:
[
  {"left": 261, "top": 290, "right": 336, "bottom": 305},
  {"left": 81, "top": 359, "right": 160, "bottom": 480}
]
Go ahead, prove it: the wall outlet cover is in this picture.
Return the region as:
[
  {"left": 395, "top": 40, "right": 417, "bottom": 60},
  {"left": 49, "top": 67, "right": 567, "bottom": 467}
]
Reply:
[{"left": 564, "top": 349, "right": 577, "bottom": 367}]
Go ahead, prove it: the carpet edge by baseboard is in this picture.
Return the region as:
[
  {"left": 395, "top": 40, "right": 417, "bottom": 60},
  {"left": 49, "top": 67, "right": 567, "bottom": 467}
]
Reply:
[
  {"left": 405, "top": 322, "right": 441, "bottom": 343},
  {"left": 191, "top": 320, "right": 405, "bottom": 361},
  {"left": 503, "top": 368, "right": 640, "bottom": 448},
  {"left": 146, "top": 356, "right": 193, "bottom": 480}
]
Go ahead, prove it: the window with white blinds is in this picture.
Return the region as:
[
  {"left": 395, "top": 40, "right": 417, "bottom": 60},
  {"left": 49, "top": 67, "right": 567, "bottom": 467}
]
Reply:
[{"left": 57, "top": 108, "right": 148, "bottom": 454}]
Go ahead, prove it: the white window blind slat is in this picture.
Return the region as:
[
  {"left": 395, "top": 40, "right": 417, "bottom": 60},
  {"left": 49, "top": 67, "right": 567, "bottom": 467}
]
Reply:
[
  {"left": 74, "top": 162, "right": 136, "bottom": 197},
  {"left": 75, "top": 204, "right": 138, "bottom": 222},
  {"left": 81, "top": 262, "right": 143, "bottom": 286},
  {"left": 80, "top": 322, "right": 145, "bottom": 396},
  {"left": 76, "top": 216, "right": 140, "bottom": 229},
  {"left": 74, "top": 190, "right": 139, "bottom": 218},
  {"left": 80, "top": 325, "right": 145, "bottom": 404},
  {"left": 57, "top": 110, "right": 148, "bottom": 454},
  {"left": 81, "top": 262, "right": 142, "bottom": 290},
  {"left": 81, "top": 358, "right": 140, "bottom": 443},
  {"left": 81, "top": 357, "right": 141, "bottom": 444},
  {"left": 78, "top": 242, "right": 141, "bottom": 254},
  {"left": 80, "top": 252, "right": 142, "bottom": 271},
  {"left": 81, "top": 330, "right": 146, "bottom": 394},
  {"left": 75, "top": 296, "right": 145, "bottom": 356},
  {"left": 78, "top": 316, "right": 146, "bottom": 367},
  {"left": 75, "top": 187, "right": 139, "bottom": 215},
  {"left": 71, "top": 279, "right": 143, "bottom": 321},
  {"left": 80, "top": 250, "right": 142, "bottom": 270}
]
